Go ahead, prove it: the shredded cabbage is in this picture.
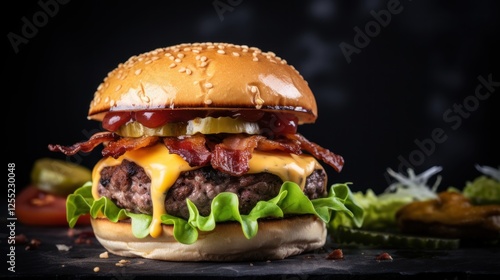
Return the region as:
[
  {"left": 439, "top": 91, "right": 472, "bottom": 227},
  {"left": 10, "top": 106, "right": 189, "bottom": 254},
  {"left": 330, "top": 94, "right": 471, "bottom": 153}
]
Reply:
[
  {"left": 331, "top": 166, "right": 442, "bottom": 230},
  {"left": 474, "top": 164, "right": 500, "bottom": 182},
  {"left": 382, "top": 166, "right": 441, "bottom": 201}
]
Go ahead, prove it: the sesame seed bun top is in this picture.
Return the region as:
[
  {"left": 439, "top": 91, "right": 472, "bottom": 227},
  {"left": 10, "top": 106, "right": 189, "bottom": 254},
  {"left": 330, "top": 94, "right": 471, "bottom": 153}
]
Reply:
[{"left": 88, "top": 42, "right": 318, "bottom": 124}]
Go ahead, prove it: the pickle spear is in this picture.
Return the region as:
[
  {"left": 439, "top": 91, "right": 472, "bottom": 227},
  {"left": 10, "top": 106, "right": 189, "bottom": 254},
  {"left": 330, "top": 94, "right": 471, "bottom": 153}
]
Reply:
[
  {"left": 31, "top": 158, "right": 92, "bottom": 196},
  {"left": 332, "top": 226, "right": 460, "bottom": 250}
]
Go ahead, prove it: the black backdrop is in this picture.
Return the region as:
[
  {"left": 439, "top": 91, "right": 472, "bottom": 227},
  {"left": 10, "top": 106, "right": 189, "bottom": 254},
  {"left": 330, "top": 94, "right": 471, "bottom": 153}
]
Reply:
[{"left": 5, "top": 0, "right": 499, "bottom": 195}]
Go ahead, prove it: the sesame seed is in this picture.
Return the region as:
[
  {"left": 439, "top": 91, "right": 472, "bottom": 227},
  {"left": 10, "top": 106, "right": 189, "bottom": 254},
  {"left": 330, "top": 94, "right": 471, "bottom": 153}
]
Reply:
[
  {"left": 250, "top": 86, "right": 258, "bottom": 93},
  {"left": 186, "top": 68, "right": 192, "bottom": 75},
  {"left": 200, "top": 61, "right": 208, "bottom": 67},
  {"left": 232, "top": 52, "right": 240, "bottom": 57},
  {"left": 140, "top": 94, "right": 150, "bottom": 103},
  {"left": 93, "top": 267, "right": 100, "bottom": 272},
  {"left": 115, "top": 84, "right": 122, "bottom": 91},
  {"left": 177, "top": 53, "right": 185, "bottom": 58},
  {"left": 204, "top": 82, "right": 213, "bottom": 88},
  {"left": 178, "top": 67, "right": 186, "bottom": 73},
  {"left": 204, "top": 99, "right": 212, "bottom": 104},
  {"left": 252, "top": 57, "right": 259, "bottom": 62},
  {"left": 169, "top": 63, "right": 176, "bottom": 68},
  {"left": 135, "top": 69, "right": 142, "bottom": 75},
  {"left": 192, "top": 49, "right": 200, "bottom": 54},
  {"left": 174, "top": 58, "right": 181, "bottom": 63},
  {"left": 183, "top": 47, "right": 191, "bottom": 51},
  {"left": 200, "top": 56, "right": 207, "bottom": 62},
  {"left": 195, "top": 55, "right": 200, "bottom": 60},
  {"left": 217, "top": 49, "right": 225, "bottom": 54}
]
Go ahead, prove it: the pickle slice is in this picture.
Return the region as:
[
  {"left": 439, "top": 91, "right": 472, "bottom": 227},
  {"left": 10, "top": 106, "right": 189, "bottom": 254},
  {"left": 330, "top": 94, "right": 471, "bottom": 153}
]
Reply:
[
  {"left": 332, "top": 226, "right": 460, "bottom": 250},
  {"left": 115, "top": 117, "right": 260, "bottom": 137},
  {"left": 31, "top": 158, "right": 92, "bottom": 196},
  {"left": 186, "top": 117, "right": 260, "bottom": 135},
  {"left": 116, "top": 121, "right": 187, "bottom": 137}
]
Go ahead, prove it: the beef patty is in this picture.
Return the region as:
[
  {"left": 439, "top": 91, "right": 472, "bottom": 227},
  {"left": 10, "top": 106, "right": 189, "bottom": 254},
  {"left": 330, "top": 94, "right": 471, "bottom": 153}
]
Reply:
[{"left": 98, "top": 159, "right": 327, "bottom": 219}]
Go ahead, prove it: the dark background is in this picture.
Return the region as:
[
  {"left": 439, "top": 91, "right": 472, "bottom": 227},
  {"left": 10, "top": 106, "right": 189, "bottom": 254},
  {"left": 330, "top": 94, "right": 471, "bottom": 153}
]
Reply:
[{"left": 5, "top": 0, "right": 500, "bottom": 195}]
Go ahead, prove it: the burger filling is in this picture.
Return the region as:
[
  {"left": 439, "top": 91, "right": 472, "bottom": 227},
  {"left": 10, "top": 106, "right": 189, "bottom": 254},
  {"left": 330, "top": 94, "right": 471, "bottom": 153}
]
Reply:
[
  {"left": 98, "top": 159, "right": 327, "bottom": 219},
  {"left": 54, "top": 110, "right": 364, "bottom": 243}
]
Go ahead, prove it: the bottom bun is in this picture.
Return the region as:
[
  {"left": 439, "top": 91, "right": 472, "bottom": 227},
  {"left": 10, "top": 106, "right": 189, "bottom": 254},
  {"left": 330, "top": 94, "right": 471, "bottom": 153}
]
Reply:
[{"left": 91, "top": 215, "right": 326, "bottom": 261}]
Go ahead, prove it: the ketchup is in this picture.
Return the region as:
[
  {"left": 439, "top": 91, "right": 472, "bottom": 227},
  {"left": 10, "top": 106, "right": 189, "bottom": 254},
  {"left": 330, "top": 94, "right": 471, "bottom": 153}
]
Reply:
[
  {"left": 102, "top": 110, "right": 298, "bottom": 136},
  {"left": 102, "top": 112, "right": 132, "bottom": 131}
]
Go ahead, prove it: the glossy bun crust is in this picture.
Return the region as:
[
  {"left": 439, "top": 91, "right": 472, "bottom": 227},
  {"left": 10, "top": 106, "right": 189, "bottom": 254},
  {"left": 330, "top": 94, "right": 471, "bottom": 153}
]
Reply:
[
  {"left": 91, "top": 215, "right": 327, "bottom": 261},
  {"left": 88, "top": 42, "right": 317, "bottom": 124}
]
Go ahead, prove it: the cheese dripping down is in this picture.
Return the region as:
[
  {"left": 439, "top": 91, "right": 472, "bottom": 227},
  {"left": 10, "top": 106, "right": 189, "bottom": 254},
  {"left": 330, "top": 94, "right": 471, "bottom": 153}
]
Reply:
[{"left": 91, "top": 143, "right": 324, "bottom": 237}]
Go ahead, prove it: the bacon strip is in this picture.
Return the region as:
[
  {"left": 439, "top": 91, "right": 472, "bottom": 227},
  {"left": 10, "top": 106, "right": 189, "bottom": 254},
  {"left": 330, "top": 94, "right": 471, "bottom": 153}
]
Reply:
[
  {"left": 49, "top": 131, "right": 344, "bottom": 174},
  {"left": 163, "top": 135, "right": 211, "bottom": 166},
  {"left": 211, "top": 135, "right": 261, "bottom": 176},
  {"left": 257, "top": 137, "right": 302, "bottom": 154},
  {"left": 103, "top": 136, "right": 160, "bottom": 158},
  {"left": 286, "top": 133, "right": 344, "bottom": 172},
  {"left": 47, "top": 132, "right": 119, "bottom": 156}
]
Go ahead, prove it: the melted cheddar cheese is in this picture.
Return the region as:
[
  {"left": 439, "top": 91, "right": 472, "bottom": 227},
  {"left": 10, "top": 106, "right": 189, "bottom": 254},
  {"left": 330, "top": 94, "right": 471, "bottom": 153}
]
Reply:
[{"left": 91, "top": 143, "right": 324, "bottom": 237}]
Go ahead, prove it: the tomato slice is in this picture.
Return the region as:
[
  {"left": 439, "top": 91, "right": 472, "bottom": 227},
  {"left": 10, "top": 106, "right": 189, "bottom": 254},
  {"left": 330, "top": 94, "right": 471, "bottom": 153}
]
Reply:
[{"left": 16, "top": 185, "right": 90, "bottom": 226}]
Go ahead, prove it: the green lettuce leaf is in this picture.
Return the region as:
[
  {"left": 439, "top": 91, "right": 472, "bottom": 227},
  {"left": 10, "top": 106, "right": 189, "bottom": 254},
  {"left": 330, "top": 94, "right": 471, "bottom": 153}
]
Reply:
[
  {"left": 330, "top": 189, "right": 412, "bottom": 230},
  {"left": 463, "top": 176, "right": 500, "bottom": 205},
  {"left": 67, "top": 181, "right": 363, "bottom": 244},
  {"left": 67, "top": 182, "right": 151, "bottom": 238}
]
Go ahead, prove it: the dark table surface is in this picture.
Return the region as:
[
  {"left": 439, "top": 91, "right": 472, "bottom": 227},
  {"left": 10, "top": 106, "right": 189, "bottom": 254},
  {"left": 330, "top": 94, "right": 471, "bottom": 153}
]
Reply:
[{"left": 2, "top": 222, "right": 500, "bottom": 279}]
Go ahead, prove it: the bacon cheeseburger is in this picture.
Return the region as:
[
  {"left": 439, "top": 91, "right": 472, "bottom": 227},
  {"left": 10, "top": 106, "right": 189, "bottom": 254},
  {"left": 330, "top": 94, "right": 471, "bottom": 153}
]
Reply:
[{"left": 49, "top": 42, "right": 362, "bottom": 261}]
